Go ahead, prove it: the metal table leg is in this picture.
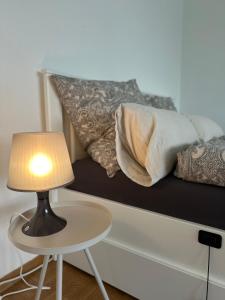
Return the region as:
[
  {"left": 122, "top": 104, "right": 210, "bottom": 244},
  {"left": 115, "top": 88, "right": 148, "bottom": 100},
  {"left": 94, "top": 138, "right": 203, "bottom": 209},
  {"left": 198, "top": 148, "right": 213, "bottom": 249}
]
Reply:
[
  {"left": 84, "top": 248, "right": 110, "bottom": 300},
  {"left": 56, "top": 254, "right": 63, "bottom": 300},
  {"left": 35, "top": 255, "right": 50, "bottom": 300}
]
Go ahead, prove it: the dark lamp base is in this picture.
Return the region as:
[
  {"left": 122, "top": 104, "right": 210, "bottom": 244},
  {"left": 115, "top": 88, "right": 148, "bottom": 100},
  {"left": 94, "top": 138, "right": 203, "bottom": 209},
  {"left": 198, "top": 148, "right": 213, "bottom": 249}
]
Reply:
[{"left": 22, "top": 191, "right": 67, "bottom": 237}]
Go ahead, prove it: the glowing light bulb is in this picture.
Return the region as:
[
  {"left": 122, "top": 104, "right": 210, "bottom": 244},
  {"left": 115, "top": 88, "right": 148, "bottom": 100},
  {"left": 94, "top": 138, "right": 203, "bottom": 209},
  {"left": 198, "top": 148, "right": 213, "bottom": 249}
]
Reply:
[{"left": 29, "top": 153, "right": 52, "bottom": 177}]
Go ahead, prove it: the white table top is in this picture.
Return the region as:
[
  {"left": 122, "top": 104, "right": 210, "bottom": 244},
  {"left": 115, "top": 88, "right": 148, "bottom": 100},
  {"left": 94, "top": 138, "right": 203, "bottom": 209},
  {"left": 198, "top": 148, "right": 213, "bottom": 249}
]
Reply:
[{"left": 8, "top": 201, "right": 112, "bottom": 255}]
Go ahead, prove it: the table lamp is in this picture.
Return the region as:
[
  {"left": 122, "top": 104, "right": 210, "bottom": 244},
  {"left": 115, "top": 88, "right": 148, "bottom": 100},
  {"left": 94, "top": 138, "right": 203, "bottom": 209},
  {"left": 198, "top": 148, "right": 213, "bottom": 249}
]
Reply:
[{"left": 7, "top": 132, "right": 75, "bottom": 237}]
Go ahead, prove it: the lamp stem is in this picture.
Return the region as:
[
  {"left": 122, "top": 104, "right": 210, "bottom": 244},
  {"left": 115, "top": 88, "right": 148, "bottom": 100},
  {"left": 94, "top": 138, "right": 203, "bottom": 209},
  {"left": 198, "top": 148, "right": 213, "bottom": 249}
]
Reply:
[{"left": 22, "top": 191, "right": 67, "bottom": 237}]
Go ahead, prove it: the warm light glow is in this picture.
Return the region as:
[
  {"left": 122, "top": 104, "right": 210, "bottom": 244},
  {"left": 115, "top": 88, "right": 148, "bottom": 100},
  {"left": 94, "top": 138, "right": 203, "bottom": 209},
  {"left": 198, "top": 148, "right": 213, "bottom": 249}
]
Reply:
[
  {"left": 29, "top": 153, "right": 52, "bottom": 177},
  {"left": 7, "top": 132, "right": 74, "bottom": 191}
]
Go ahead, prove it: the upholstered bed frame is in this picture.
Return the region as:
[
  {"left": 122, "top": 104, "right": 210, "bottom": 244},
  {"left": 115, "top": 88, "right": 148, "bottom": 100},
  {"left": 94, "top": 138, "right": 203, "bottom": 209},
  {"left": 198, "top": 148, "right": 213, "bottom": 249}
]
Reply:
[{"left": 41, "top": 70, "right": 225, "bottom": 300}]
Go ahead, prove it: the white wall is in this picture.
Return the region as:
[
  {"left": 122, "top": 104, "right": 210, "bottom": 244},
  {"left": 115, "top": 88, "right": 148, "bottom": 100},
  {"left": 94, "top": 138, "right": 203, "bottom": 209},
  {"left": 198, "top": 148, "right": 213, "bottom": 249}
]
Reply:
[
  {"left": 0, "top": 0, "right": 183, "bottom": 277},
  {"left": 181, "top": 0, "right": 225, "bottom": 129}
]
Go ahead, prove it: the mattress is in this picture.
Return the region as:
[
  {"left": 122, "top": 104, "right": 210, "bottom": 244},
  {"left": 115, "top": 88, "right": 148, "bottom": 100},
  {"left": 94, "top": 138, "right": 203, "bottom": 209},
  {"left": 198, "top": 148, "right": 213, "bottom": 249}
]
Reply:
[{"left": 67, "top": 158, "right": 225, "bottom": 231}]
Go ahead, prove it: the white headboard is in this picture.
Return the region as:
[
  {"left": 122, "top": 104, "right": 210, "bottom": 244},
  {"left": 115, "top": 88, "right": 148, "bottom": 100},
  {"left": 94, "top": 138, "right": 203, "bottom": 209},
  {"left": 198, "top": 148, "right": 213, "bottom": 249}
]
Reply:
[{"left": 41, "top": 69, "right": 87, "bottom": 163}]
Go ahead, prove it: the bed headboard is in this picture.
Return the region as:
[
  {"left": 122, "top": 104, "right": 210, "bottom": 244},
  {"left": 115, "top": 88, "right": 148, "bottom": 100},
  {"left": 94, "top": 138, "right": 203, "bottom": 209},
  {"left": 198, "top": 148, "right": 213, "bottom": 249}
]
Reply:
[{"left": 41, "top": 69, "right": 87, "bottom": 163}]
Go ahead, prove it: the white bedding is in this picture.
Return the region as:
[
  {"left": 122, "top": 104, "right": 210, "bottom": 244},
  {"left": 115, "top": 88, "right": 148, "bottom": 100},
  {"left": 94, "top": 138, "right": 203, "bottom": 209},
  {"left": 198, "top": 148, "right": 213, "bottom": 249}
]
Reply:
[
  {"left": 115, "top": 103, "right": 199, "bottom": 186},
  {"left": 186, "top": 114, "right": 224, "bottom": 141},
  {"left": 115, "top": 103, "right": 225, "bottom": 187}
]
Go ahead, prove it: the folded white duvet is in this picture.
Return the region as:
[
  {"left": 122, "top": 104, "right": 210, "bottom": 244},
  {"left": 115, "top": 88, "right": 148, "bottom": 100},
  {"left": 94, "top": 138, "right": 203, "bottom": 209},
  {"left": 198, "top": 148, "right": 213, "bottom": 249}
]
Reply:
[{"left": 115, "top": 103, "right": 199, "bottom": 187}]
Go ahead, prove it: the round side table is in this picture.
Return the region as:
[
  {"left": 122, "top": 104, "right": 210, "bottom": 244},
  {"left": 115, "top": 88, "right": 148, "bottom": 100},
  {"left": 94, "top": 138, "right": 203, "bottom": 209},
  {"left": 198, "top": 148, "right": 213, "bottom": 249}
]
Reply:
[{"left": 8, "top": 201, "right": 112, "bottom": 300}]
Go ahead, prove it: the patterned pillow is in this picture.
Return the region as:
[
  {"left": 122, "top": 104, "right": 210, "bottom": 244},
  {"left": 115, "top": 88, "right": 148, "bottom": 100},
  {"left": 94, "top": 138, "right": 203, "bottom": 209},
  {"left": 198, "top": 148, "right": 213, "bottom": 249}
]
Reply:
[
  {"left": 174, "top": 136, "right": 225, "bottom": 187},
  {"left": 51, "top": 75, "right": 145, "bottom": 177},
  {"left": 142, "top": 93, "right": 177, "bottom": 111}
]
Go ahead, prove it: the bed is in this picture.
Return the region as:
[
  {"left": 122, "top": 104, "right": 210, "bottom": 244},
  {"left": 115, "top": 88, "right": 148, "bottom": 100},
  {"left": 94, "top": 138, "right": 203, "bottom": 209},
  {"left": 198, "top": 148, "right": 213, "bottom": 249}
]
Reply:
[{"left": 41, "top": 70, "right": 225, "bottom": 300}]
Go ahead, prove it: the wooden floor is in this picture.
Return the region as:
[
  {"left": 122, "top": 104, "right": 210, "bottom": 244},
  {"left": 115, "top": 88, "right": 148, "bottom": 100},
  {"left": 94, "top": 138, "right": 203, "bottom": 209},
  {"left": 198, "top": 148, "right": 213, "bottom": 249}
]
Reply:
[{"left": 0, "top": 257, "right": 136, "bottom": 299}]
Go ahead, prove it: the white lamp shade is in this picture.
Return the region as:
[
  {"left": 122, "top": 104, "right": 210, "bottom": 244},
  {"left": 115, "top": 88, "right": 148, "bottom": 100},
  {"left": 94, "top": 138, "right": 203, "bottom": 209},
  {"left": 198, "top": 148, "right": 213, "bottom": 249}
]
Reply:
[{"left": 7, "top": 132, "right": 75, "bottom": 192}]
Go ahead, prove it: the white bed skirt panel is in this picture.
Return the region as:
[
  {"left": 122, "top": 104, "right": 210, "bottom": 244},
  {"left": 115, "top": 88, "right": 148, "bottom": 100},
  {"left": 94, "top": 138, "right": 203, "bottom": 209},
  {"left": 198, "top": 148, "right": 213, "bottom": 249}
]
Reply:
[{"left": 58, "top": 188, "right": 225, "bottom": 300}]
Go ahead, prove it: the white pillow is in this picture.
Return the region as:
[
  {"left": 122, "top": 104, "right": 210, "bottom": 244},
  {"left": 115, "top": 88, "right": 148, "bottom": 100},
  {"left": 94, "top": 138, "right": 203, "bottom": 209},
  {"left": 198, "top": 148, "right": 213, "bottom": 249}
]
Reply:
[
  {"left": 115, "top": 104, "right": 199, "bottom": 186},
  {"left": 186, "top": 114, "right": 223, "bottom": 141}
]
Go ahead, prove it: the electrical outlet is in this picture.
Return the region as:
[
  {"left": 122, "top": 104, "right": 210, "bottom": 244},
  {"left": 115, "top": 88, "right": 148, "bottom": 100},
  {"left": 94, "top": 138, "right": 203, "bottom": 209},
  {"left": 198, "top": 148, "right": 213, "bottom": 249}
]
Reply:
[{"left": 198, "top": 230, "right": 222, "bottom": 249}]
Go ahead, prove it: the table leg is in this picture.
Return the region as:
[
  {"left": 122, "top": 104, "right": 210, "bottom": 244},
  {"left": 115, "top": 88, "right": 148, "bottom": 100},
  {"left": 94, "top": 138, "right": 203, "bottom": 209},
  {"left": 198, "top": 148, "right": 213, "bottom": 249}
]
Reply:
[
  {"left": 56, "top": 254, "right": 63, "bottom": 300},
  {"left": 84, "top": 248, "right": 110, "bottom": 300},
  {"left": 35, "top": 255, "right": 50, "bottom": 300}
]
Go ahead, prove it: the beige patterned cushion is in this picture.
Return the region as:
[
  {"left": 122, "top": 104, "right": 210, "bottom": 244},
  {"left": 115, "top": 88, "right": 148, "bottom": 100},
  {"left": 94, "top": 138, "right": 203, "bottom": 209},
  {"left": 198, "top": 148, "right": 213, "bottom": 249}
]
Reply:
[
  {"left": 51, "top": 75, "right": 145, "bottom": 177},
  {"left": 175, "top": 136, "right": 225, "bottom": 187},
  {"left": 142, "top": 93, "right": 177, "bottom": 111}
]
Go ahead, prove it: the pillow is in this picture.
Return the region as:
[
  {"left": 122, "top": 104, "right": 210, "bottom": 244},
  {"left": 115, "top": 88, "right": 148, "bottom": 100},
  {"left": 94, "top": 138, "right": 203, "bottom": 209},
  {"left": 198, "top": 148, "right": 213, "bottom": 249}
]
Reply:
[
  {"left": 115, "top": 103, "right": 199, "bottom": 186},
  {"left": 51, "top": 75, "right": 145, "bottom": 177},
  {"left": 142, "top": 93, "right": 177, "bottom": 111},
  {"left": 175, "top": 136, "right": 225, "bottom": 187},
  {"left": 186, "top": 114, "right": 223, "bottom": 141}
]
